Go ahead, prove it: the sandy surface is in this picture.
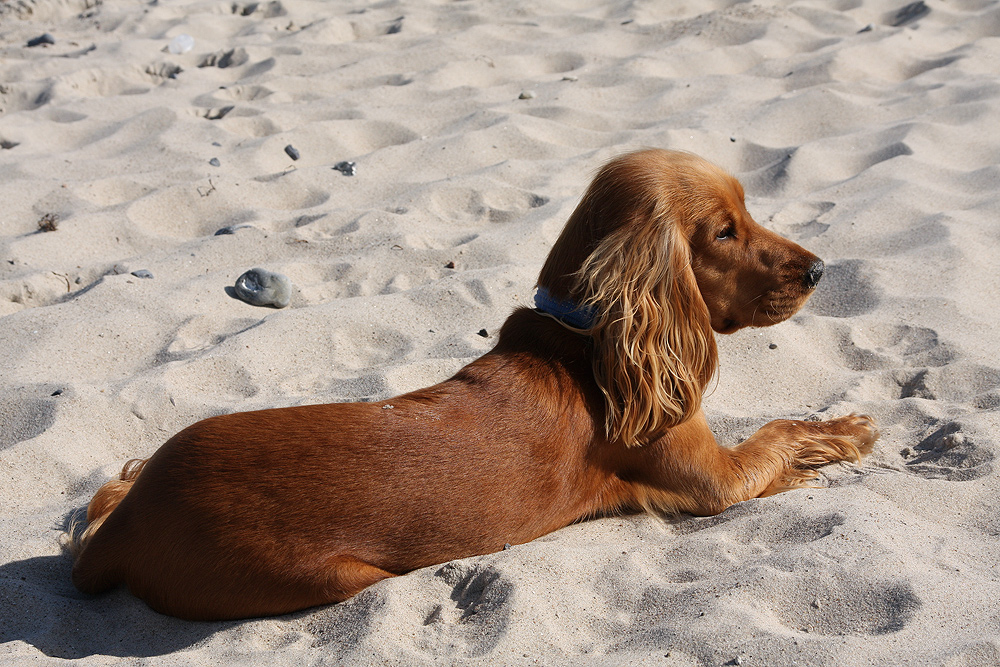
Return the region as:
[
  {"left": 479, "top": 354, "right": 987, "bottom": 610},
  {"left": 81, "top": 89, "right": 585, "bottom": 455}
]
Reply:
[{"left": 2, "top": 0, "right": 999, "bottom": 664}]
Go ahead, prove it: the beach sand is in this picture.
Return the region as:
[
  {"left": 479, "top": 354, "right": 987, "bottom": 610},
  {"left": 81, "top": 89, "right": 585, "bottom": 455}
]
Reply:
[{"left": 2, "top": 0, "right": 999, "bottom": 664}]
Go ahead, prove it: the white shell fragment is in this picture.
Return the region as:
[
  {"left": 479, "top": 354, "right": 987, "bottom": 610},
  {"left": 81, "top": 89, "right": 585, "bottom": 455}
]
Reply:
[{"left": 168, "top": 34, "right": 194, "bottom": 54}]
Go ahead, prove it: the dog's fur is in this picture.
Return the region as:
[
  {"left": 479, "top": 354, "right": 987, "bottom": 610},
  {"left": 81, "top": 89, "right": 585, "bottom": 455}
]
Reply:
[{"left": 70, "top": 149, "right": 877, "bottom": 620}]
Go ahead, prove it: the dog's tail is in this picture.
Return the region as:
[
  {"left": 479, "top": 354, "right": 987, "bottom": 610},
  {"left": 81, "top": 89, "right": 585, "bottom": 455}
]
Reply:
[{"left": 67, "top": 458, "right": 148, "bottom": 559}]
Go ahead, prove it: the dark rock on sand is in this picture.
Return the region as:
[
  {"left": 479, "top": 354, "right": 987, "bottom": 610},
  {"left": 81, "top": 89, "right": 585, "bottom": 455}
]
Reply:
[
  {"left": 27, "top": 33, "right": 56, "bottom": 47},
  {"left": 233, "top": 268, "right": 292, "bottom": 308},
  {"left": 333, "top": 161, "right": 357, "bottom": 176}
]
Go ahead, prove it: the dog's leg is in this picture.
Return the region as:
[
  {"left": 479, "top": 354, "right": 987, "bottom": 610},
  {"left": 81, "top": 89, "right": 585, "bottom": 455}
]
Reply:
[
  {"left": 135, "top": 555, "right": 398, "bottom": 620},
  {"left": 638, "top": 413, "right": 877, "bottom": 516},
  {"left": 246, "top": 555, "right": 396, "bottom": 617},
  {"left": 321, "top": 555, "right": 397, "bottom": 603},
  {"left": 724, "top": 414, "right": 878, "bottom": 503},
  {"left": 749, "top": 414, "right": 878, "bottom": 496}
]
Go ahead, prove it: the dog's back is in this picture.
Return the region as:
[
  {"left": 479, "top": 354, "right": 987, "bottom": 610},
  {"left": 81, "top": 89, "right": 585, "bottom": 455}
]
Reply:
[{"left": 70, "top": 319, "right": 609, "bottom": 619}]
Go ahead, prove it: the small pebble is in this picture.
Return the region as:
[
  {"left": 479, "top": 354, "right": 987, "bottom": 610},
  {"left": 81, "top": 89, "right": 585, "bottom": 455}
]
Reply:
[
  {"left": 37, "top": 213, "right": 58, "bottom": 232},
  {"left": 27, "top": 33, "right": 56, "bottom": 47},
  {"left": 209, "top": 157, "right": 221, "bottom": 167},
  {"left": 891, "top": 1, "right": 929, "bottom": 27},
  {"left": 444, "top": 261, "right": 455, "bottom": 269},
  {"left": 333, "top": 161, "right": 357, "bottom": 176},
  {"left": 51, "top": 389, "right": 63, "bottom": 397},
  {"left": 214, "top": 224, "right": 252, "bottom": 235},
  {"left": 477, "top": 328, "right": 488, "bottom": 337},
  {"left": 518, "top": 90, "right": 536, "bottom": 100},
  {"left": 130, "top": 269, "right": 154, "bottom": 279},
  {"left": 233, "top": 268, "right": 292, "bottom": 308},
  {"left": 503, "top": 543, "right": 512, "bottom": 550},
  {"left": 768, "top": 343, "right": 777, "bottom": 350},
  {"left": 284, "top": 144, "right": 300, "bottom": 160},
  {"left": 812, "top": 598, "right": 821, "bottom": 609},
  {"left": 561, "top": 75, "right": 578, "bottom": 82}
]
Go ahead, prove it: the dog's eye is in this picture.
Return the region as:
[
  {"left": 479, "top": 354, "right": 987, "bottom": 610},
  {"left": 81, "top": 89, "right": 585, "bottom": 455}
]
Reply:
[{"left": 716, "top": 227, "right": 735, "bottom": 240}]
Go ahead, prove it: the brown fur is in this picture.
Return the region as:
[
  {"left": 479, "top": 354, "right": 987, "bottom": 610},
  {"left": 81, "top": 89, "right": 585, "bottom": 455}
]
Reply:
[
  {"left": 66, "top": 459, "right": 147, "bottom": 559},
  {"left": 70, "top": 149, "right": 877, "bottom": 620}
]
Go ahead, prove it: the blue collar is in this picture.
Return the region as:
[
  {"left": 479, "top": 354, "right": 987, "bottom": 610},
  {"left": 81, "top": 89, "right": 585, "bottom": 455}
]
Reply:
[{"left": 534, "top": 287, "right": 596, "bottom": 329}]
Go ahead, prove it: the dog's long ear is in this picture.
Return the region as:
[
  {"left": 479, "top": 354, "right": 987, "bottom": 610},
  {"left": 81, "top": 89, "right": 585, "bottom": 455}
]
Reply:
[{"left": 575, "top": 209, "right": 718, "bottom": 446}]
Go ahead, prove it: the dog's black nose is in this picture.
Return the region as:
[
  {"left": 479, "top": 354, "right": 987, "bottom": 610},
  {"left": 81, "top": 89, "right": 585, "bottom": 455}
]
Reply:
[{"left": 804, "top": 259, "right": 825, "bottom": 289}]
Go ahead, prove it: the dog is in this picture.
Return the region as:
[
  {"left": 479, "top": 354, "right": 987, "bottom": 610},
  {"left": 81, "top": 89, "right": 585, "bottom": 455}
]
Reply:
[{"left": 70, "top": 148, "right": 877, "bottom": 620}]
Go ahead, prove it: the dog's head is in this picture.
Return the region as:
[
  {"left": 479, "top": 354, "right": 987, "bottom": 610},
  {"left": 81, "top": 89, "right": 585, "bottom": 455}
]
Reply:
[
  {"left": 679, "top": 159, "right": 824, "bottom": 335},
  {"left": 537, "top": 148, "right": 822, "bottom": 444}
]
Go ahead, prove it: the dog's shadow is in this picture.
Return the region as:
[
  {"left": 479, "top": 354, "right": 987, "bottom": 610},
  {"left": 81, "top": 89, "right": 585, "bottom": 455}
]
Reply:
[{"left": 0, "top": 553, "right": 232, "bottom": 659}]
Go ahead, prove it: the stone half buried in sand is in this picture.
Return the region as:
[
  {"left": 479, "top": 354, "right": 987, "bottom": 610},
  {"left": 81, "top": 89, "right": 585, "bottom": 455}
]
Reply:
[
  {"left": 332, "top": 160, "right": 357, "bottom": 176},
  {"left": 233, "top": 268, "right": 292, "bottom": 308}
]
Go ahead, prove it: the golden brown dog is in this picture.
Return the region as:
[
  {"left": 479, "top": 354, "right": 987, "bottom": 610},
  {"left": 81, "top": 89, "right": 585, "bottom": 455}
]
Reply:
[{"left": 70, "top": 149, "right": 877, "bottom": 620}]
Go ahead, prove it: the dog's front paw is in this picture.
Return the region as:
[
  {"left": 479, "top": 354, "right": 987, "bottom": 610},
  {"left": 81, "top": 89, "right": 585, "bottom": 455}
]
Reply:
[
  {"left": 753, "top": 414, "right": 878, "bottom": 496},
  {"left": 819, "top": 414, "right": 879, "bottom": 458}
]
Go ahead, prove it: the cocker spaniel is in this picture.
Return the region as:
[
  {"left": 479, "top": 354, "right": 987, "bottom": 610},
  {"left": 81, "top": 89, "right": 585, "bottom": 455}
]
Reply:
[{"left": 70, "top": 148, "right": 877, "bottom": 620}]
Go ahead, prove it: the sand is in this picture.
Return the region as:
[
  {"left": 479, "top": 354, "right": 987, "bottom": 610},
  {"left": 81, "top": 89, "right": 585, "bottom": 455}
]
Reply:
[{"left": 2, "top": 0, "right": 999, "bottom": 664}]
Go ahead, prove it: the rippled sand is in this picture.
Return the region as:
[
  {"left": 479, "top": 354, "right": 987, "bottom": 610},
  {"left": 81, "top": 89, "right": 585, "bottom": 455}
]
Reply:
[{"left": 2, "top": 1, "right": 999, "bottom": 664}]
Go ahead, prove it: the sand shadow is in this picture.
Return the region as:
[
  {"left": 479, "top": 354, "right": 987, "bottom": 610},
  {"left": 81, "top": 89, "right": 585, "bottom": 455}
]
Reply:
[{"left": 0, "top": 554, "right": 233, "bottom": 659}]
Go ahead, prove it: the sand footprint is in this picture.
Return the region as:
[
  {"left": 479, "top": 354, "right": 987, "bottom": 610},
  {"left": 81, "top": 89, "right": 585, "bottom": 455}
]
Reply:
[
  {"left": 322, "top": 374, "right": 394, "bottom": 403},
  {"left": 431, "top": 560, "right": 513, "bottom": 644},
  {"left": 160, "top": 315, "right": 261, "bottom": 363},
  {"left": 0, "top": 386, "right": 57, "bottom": 450},
  {"left": 675, "top": 509, "right": 847, "bottom": 544},
  {"left": 160, "top": 354, "right": 260, "bottom": 404},
  {"left": 845, "top": 323, "right": 956, "bottom": 372},
  {"left": 0, "top": 271, "right": 74, "bottom": 314},
  {"left": 286, "top": 260, "right": 440, "bottom": 302},
  {"left": 325, "top": 323, "right": 413, "bottom": 372},
  {"left": 900, "top": 421, "right": 993, "bottom": 482},
  {"left": 840, "top": 323, "right": 965, "bottom": 406},
  {"left": 767, "top": 200, "right": 834, "bottom": 240},
  {"left": 143, "top": 62, "right": 182, "bottom": 83},
  {"left": 770, "top": 575, "right": 921, "bottom": 635},
  {"left": 212, "top": 84, "right": 274, "bottom": 102},
  {"left": 895, "top": 362, "right": 999, "bottom": 403},
  {"left": 422, "top": 182, "right": 549, "bottom": 226},
  {"left": 199, "top": 48, "right": 250, "bottom": 69},
  {"left": 231, "top": 1, "right": 287, "bottom": 18},
  {"left": 0, "top": 81, "right": 55, "bottom": 113}
]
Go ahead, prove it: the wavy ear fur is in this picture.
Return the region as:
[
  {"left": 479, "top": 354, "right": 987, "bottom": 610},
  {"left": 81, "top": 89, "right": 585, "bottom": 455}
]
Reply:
[{"left": 574, "top": 203, "right": 717, "bottom": 446}]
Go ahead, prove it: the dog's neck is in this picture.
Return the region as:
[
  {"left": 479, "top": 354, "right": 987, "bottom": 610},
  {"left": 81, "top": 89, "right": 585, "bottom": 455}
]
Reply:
[{"left": 533, "top": 287, "right": 596, "bottom": 330}]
